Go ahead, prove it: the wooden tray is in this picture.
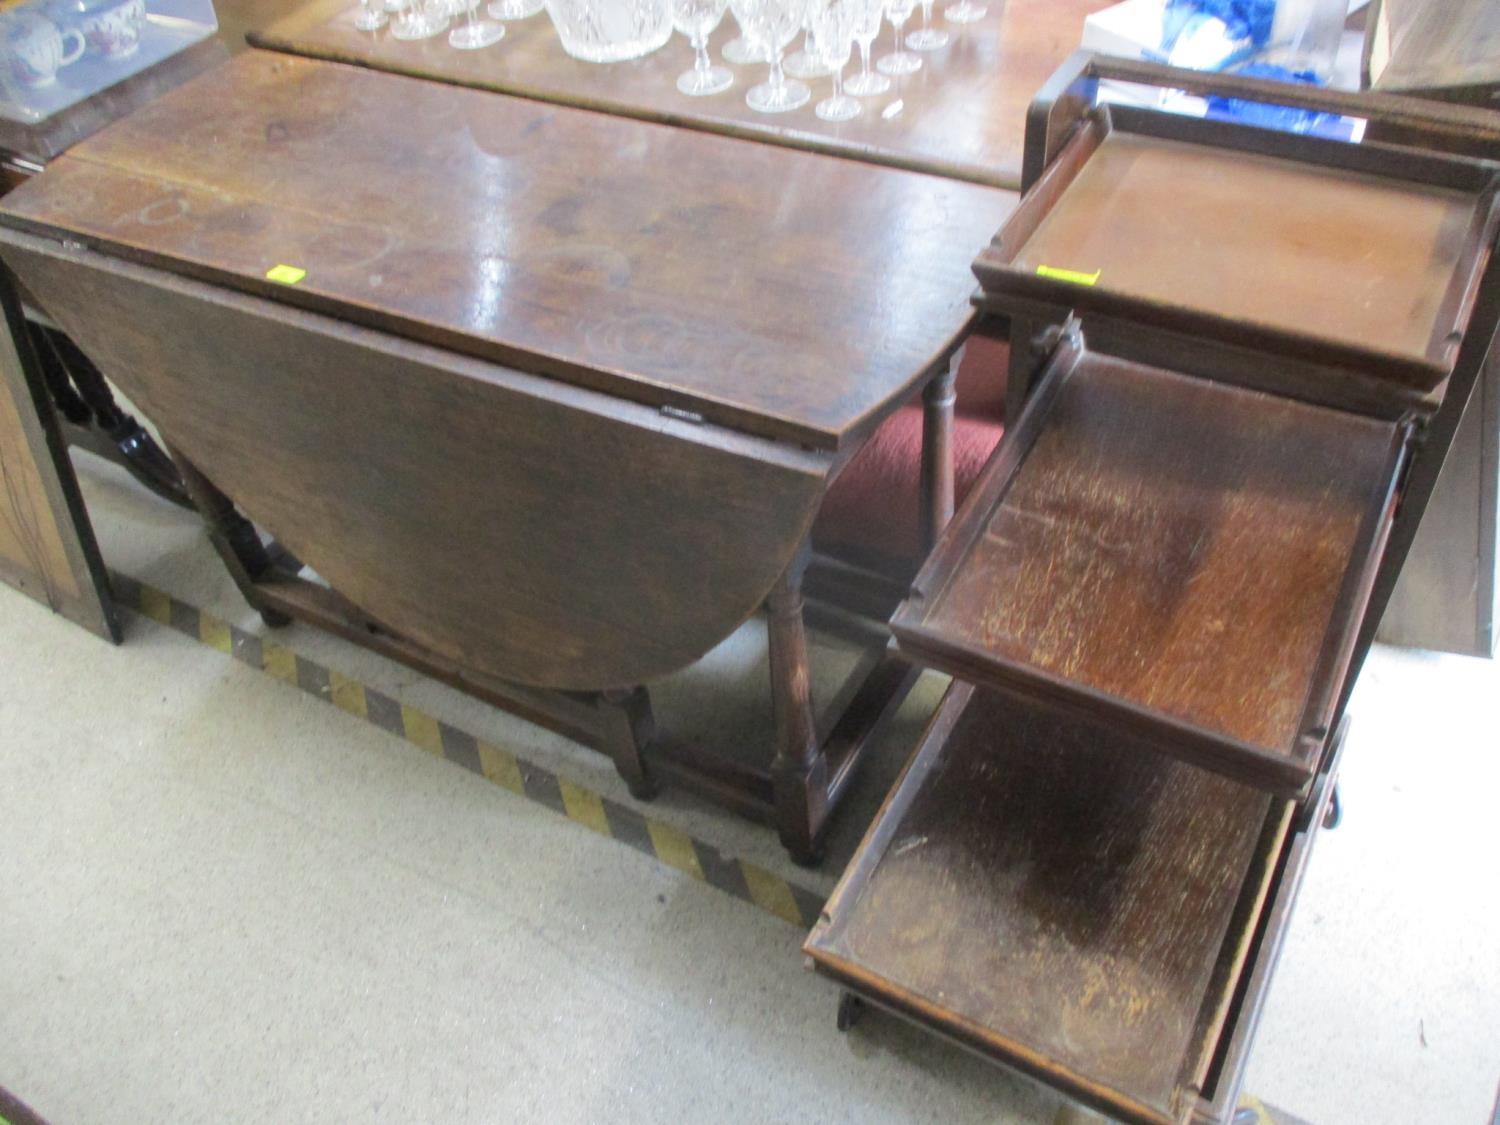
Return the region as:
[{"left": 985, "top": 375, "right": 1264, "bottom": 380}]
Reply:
[
  {"left": 805, "top": 681, "right": 1304, "bottom": 1125},
  {"left": 890, "top": 337, "right": 1406, "bottom": 795},
  {"left": 973, "top": 107, "right": 1500, "bottom": 400}
]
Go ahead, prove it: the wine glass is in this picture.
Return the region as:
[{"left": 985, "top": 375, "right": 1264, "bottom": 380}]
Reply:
[
  {"left": 449, "top": 0, "right": 504, "bottom": 46},
  {"left": 905, "top": 0, "right": 946, "bottom": 50},
  {"left": 391, "top": 0, "right": 448, "bottom": 37},
  {"left": 844, "top": 0, "right": 887, "bottom": 95},
  {"left": 784, "top": 0, "right": 832, "bottom": 79},
  {"left": 875, "top": 0, "right": 917, "bottom": 75},
  {"left": 353, "top": 0, "right": 388, "bottom": 29},
  {"left": 810, "top": 0, "right": 858, "bottom": 121},
  {"left": 942, "top": 0, "right": 983, "bottom": 24},
  {"left": 731, "top": 0, "right": 810, "bottom": 113},
  {"left": 487, "top": 0, "right": 543, "bottom": 22},
  {"left": 722, "top": 6, "right": 766, "bottom": 62},
  {"left": 673, "top": 0, "right": 733, "bottom": 95}
]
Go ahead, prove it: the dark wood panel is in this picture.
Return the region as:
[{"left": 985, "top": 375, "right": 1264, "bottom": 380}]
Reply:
[
  {"left": 807, "top": 683, "right": 1286, "bottom": 1125},
  {"left": 893, "top": 343, "right": 1402, "bottom": 793},
  {"left": 0, "top": 266, "right": 117, "bottom": 638},
  {"left": 0, "top": 51, "right": 1014, "bottom": 451},
  {"left": 252, "top": 0, "right": 1108, "bottom": 191},
  {"left": 2, "top": 231, "right": 831, "bottom": 689},
  {"left": 980, "top": 127, "right": 1489, "bottom": 387}
]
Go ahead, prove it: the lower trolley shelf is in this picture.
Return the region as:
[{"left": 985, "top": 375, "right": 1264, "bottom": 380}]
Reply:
[{"left": 805, "top": 682, "right": 1342, "bottom": 1125}]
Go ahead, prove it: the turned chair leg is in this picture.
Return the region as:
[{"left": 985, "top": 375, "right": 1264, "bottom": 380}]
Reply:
[
  {"left": 768, "top": 544, "right": 827, "bottom": 866},
  {"left": 166, "top": 444, "right": 291, "bottom": 627},
  {"left": 919, "top": 350, "right": 959, "bottom": 554},
  {"left": 599, "top": 686, "right": 660, "bottom": 801}
]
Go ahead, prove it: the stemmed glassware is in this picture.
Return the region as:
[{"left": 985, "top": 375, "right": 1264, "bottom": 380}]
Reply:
[
  {"left": 353, "top": 0, "right": 388, "bottom": 30},
  {"left": 942, "top": 0, "right": 983, "bottom": 24},
  {"left": 721, "top": 12, "right": 765, "bottom": 63},
  {"left": 673, "top": 0, "right": 733, "bottom": 95},
  {"left": 810, "top": 0, "right": 858, "bottom": 121},
  {"left": 874, "top": 0, "right": 917, "bottom": 75},
  {"left": 391, "top": 0, "right": 448, "bottom": 38},
  {"left": 449, "top": 0, "right": 505, "bottom": 47},
  {"left": 730, "top": 0, "right": 810, "bottom": 113},
  {"left": 784, "top": 0, "right": 832, "bottom": 79},
  {"left": 904, "top": 0, "right": 947, "bottom": 50},
  {"left": 844, "top": 0, "right": 887, "bottom": 95},
  {"left": 487, "top": 0, "right": 543, "bottom": 23}
]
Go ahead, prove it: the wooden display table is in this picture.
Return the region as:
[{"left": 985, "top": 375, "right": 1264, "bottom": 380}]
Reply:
[{"left": 251, "top": 0, "right": 1108, "bottom": 189}]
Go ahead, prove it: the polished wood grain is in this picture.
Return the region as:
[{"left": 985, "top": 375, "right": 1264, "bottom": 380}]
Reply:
[
  {"left": 3, "top": 231, "right": 831, "bottom": 689},
  {"left": 0, "top": 51, "right": 1013, "bottom": 451},
  {"left": 986, "top": 128, "right": 1486, "bottom": 382},
  {"left": 806, "top": 682, "right": 1287, "bottom": 1125},
  {"left": 892, "top": 343, "right": 1401, "bottom": 793},
  {"left": 252, "top": 0, "right": 1108, "bottom": 191}
]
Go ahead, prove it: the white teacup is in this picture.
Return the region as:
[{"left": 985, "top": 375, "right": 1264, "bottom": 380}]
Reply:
[{"left": 2, "top": 9, "right": 86, "bottom": 87}]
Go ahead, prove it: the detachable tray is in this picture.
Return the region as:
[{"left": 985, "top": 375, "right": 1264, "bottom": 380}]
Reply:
[
  {"left": 973, "top": 109, "right": 1499, "bottom": 404},
  {"left": 890, "top": 338, "right": 1406, "bottom": 795},
  {"left": 805, "top": 682, "right": 1299, "bottom": 1125}
]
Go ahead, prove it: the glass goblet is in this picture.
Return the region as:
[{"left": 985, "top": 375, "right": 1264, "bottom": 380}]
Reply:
[
  {"left": 391, "top": 0, "right": 448, "bottom": 37},
  {"left": 673, "top": 0, "right": 733, "bottom": 95},
  {"left": 784, "top": 0, "right": 832, "bottom": 79},
  {"left": 383, "top": 0, "right": 409, "bottom": 13},
  {"left": 487, "top": 0, "right": 543, "bottom": 20},
  {"left": 905, "top": 0, "right": 947, "bottom": 49},
  {"left": 731, "top": 0, "right": 810, "bottom": 113},
  {"left": 353, "top": 0, "right": 388, "bottom": 29},
  {"left": 875, "top": 0, "right": 918, "bottom": 75},
  {"left": 811, "top": 0, "right": 858, "bottom": 121},
  {"left": 722, "top": 9, "right": 767, "bottom": 63},
  {"left": 450, "top": 0, "right": 504, "bottom": 47},
  {"left": 942, "top": 0, "right": 984, "bottom": 23},
  {"left": 843, "top": 0, "right": 887, "bottom": 95}
]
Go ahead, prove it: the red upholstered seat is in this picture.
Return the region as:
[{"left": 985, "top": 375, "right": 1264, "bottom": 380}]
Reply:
[{"left": 813, "top": 337, "right": 1009, "bottom": 577}]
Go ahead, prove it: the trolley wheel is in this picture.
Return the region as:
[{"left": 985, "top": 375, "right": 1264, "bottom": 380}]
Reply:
[
  {"left": 1323, "top": 784, "right": 1343, "bottom": 830},
  {"left": 836, "top": 992, "right": 866, "bottom": 1032}
]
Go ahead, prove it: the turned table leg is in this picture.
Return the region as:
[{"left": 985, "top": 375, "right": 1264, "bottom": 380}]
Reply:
[
  {"left": 599, "top": 686, "right": 660, "bottom": 801},
  {"left": 769, "top": 544, "right": 827, "bottom": 866},
  {"left": 919, "top": 349, "right": 960, "bottom": 553},
  {"left": 166, "top": 444, "right": 290, "bottom": 627}
]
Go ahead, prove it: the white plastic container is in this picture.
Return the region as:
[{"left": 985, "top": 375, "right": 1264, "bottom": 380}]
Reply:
[{"left": 0, "top": 0, "right": 217, "bottom": 124}]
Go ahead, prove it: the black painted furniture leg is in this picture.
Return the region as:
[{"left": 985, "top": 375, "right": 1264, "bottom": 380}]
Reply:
[{"left": 166, "top": 443, "right": 291, "bottom": 627}]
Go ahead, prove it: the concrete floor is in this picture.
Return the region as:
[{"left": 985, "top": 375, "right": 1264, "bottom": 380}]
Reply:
[{"left": 2, "top": 454, "right": 1498, "bottom": 1124}]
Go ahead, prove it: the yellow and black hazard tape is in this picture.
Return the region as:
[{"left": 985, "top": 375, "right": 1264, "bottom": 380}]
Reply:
[{"left": 108, "top": 571, "right": 826, "bottom": 931}]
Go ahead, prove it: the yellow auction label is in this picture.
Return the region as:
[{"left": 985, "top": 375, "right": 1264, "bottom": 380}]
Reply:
[
  {"left": 265, "top": 264, "right": 307, "bottom": 285},
  {"left": 1036, "top": 264, "right": 1101, "bottom": 286}
]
